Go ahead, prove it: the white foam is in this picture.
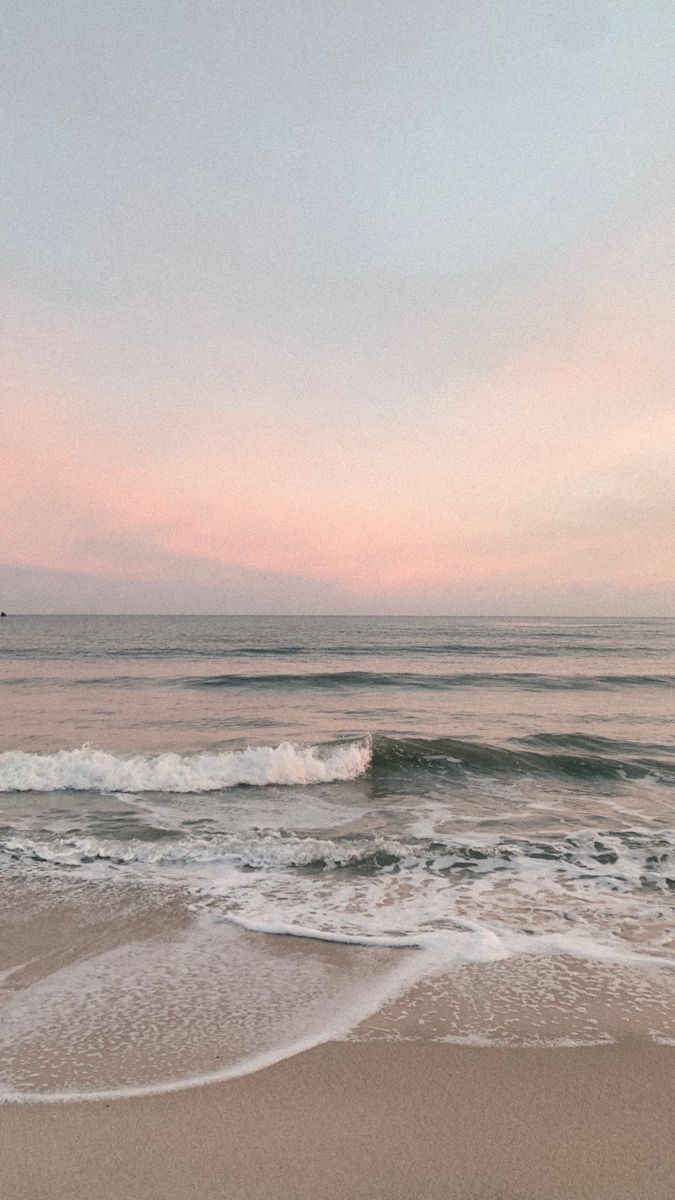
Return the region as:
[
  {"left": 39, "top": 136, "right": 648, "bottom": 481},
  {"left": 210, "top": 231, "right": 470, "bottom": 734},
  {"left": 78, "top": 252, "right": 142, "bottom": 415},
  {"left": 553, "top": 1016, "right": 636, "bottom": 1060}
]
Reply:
[
  {"left": 224, "top": 912, "right": 675, "bottom": 972},
  {"left": 0, "top": 830, "right": 402, "bottom": 871},
  {"left": 0, "top": 739, "right": 372, "bottom": 793},
  {"left": 115, "top": 789, "right": 367, "bottom": 835},
  {"left": 4, "top": 823, "right": 673, "bottom": 967},
  {"left": 0, "top": 919, "right": 428, "bottom": 1105},
  {"left": 223, "top": 913, "right": 424, "bottom": 948},
  {"left": 2, "top": 886, "right": 673, "bottom": 1104},
  {"left": 4, "top": 910, "right": 673, "bottom": 1107}
]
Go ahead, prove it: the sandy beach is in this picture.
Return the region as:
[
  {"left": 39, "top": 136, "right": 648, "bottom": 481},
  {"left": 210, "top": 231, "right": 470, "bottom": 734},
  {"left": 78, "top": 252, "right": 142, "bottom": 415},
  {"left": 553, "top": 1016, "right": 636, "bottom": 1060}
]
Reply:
[{"left": 2, "top": 1040, "right": 673, "bottom": 1200}]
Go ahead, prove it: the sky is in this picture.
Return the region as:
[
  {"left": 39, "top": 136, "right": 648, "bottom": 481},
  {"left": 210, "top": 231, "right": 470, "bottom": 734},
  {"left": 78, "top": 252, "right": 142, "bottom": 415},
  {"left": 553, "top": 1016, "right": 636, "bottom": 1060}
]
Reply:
[{"left": 2, "top": 1, "right": 674, "bottom": 614}]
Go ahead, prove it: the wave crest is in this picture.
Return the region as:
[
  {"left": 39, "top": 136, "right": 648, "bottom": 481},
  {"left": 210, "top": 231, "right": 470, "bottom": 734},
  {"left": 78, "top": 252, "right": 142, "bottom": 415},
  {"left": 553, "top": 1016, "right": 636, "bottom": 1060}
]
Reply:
[
  {"left": 2, "top": 732, "right": 673, "bottom": 792},
  {"left": 0, "top": 739, "right": 372, "bottom": 793}
]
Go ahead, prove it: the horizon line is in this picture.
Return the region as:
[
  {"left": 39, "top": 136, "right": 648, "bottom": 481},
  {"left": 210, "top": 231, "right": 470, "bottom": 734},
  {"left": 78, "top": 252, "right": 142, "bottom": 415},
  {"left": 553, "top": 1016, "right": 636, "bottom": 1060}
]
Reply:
[{"left": 2, "top": 613, "right": 673, "bottom": 621}]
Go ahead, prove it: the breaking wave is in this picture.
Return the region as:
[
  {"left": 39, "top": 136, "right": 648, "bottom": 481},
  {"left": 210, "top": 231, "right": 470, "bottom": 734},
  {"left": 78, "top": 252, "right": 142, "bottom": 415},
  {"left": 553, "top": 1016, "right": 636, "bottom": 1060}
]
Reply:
[
  {"left": 1, "top": 733, "right": 673, "bottom": 793},
  {"left": 0, "top": 739, "right": 372, "bottom": 793},
  {"left": 2, "top": 827, "right": 672, "bottom": 892},
  {"left": 0, "top": 830, "right": 402, "bottom": 871}
]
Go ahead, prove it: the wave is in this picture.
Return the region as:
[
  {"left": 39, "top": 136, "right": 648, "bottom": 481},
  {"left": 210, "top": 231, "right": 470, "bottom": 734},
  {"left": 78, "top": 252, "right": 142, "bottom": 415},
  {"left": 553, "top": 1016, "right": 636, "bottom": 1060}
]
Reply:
[
  {"left": 184, "top": 670, "right": 675, "bottom": 691},
  {"left": 3, "top": 827, "right": 672, "bottom": 889},
  {"left": 0, "top": 830, "right": 402, "bottom": 871},
  {"left": 0, "top": 740, "right": 372, "bottom": 794},
  {"left": 0, "top": 645, "right": 313, "bottom": 661},
  {"left": 1, "top": 732, "right": 673, "bottom": 794},
  {"left": 6, "top": 668, "right": 674, "bottom": 692},
  {"left": 516, "top": 731, "right": 675, "bottom": 757},
  {"left": 1, "top": 642, "right": 650, "bottom": 661},
  {"left": 0, "top": 676, "right": 146, "bottom": 690},
  {"left": 370, "top": 735, "right": 675, "bottom": 783}
]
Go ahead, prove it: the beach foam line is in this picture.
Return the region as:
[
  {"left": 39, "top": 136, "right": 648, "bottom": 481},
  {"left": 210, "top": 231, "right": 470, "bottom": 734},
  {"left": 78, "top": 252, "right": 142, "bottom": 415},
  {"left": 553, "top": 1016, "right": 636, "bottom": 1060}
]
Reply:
[
  {"left": 0, "top": 923, "right": 430, "bottom": 1106},
  {"left": 2, "top": 913, "right": 673, "bottom": 1105},
  {"left": 223, "top": 912, "right": 675, "bottom": 971},
  {"left": 223, "top": 913, "right": 424, "bottom": 948},
  {"left": 0, "top": 916, "right": 534, "bottom": 1107}
]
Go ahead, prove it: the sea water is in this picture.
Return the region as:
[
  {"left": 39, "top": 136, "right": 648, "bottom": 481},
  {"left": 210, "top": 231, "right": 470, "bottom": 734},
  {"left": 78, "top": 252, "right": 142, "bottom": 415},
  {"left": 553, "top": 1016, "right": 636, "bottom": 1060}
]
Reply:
[{"left": 0, "top": 615, "right": 673, "bottom": 1099}]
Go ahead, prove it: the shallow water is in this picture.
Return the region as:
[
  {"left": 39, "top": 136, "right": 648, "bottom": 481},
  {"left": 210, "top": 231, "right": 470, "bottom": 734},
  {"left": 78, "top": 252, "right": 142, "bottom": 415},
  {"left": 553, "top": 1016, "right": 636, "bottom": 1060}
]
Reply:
[{"left": 1, "top": 616, "right": 673, "bottom": 1099}]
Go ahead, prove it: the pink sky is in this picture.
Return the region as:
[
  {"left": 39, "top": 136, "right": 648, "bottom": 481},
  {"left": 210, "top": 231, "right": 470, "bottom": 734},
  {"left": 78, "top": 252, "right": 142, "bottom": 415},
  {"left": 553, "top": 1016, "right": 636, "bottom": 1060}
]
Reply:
[{"left": 4, "top": 215, "right": 674, "bottom": 613}]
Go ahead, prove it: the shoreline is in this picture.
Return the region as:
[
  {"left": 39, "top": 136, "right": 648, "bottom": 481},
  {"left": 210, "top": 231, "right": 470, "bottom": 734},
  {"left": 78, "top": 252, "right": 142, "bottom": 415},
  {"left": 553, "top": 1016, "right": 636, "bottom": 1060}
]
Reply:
[{"left": 2, "top": 1040, "right": 673, "bottom": 1200}]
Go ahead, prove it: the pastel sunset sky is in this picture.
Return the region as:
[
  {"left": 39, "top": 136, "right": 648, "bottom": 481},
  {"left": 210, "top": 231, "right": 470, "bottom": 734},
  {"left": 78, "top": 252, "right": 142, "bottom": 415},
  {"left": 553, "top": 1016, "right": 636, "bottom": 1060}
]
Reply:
[{"left": 3, "top": 2, "right": 674, "bottom": 613}]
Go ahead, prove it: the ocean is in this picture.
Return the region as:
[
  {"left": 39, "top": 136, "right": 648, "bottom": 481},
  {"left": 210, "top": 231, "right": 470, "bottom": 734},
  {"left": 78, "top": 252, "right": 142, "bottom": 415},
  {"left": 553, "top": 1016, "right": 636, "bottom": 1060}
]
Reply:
[{"left": 1, "top": 615, "right": 673, "bottom": 1101}]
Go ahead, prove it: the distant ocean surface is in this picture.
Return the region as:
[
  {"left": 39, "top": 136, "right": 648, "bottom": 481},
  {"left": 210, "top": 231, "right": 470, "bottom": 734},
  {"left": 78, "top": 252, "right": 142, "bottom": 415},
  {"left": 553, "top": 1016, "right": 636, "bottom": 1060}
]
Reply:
[{"left": 1, "top": 615, "right": 674, "bottom": 1101}]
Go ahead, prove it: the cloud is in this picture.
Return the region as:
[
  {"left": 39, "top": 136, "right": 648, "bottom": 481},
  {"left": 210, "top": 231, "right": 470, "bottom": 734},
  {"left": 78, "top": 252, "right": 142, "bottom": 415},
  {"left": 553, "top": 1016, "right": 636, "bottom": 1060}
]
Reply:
[
  {"left": 3, "top": 558, "right": 675, "bottom": 617},
  {"left": 0, "top": 551, "right": 354, "bottom": 616}
]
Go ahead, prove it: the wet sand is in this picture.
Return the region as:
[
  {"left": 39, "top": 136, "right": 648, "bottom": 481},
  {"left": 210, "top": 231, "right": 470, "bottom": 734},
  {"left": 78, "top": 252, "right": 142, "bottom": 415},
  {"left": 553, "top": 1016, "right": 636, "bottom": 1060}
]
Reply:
[{"left": 1, "top": 1041, "right": 674, "bottom": 1200}]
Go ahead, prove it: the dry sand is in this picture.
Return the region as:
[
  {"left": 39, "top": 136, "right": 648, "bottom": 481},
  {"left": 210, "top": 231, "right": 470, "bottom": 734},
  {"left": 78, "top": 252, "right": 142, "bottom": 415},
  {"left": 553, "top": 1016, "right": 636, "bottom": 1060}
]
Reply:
[{"left": 1, "top": 1041, "right": 673, "bottom": 1200}]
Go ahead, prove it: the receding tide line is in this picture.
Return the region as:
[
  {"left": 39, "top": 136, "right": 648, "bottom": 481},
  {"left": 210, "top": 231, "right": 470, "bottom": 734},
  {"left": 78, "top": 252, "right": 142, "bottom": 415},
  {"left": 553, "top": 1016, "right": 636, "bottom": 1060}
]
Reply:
[
  {"left": 222, "top": 914, "right": 675, "bottom": 971},
  {"left": 2, "top": 919, "right": 673, "bottom": 1105},
  {"left": 222, "top": 913, "right": 424, "bottom": 948},
  {"left": 0, "top": 935, "right": 429, "bottom": 1106}
]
